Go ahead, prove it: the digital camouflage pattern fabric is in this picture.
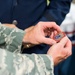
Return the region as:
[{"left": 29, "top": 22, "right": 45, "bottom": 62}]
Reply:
[{"left": 0, "top": 23, "right": 54, "bottom": 75}]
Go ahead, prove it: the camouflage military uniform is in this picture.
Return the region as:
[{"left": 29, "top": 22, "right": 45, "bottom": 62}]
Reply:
[{"left": 0, "top": 23, "right": 54, "bottom": 75}]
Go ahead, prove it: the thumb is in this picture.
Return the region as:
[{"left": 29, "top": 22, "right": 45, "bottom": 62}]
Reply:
[
  {"left": 59, "top": 36, "right": 68, "bottom": 47},
  {"left": 42, "top": 37, "right": 56, "bottom": 45}
]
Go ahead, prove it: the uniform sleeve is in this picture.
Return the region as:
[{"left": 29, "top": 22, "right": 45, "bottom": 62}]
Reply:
[
  {"left": 40, "top": 0, "right": 72, "bottom": 25},
  {"left": 0, "top": 49, "right": 54, "bottom": 75},
  {"left": 0, "top": 23, "right": 25, "bottom": 52}
]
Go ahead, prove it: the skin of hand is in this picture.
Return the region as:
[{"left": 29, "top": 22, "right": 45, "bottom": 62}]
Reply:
[
  {"left": 47, "top": 36, "right": 72, "bottom": 66},
  {"left": 23, "top": 22, "right": 62, "bottom": 45},
  {"left": 24, "top": 26, "right": 34, "bottom": 32},
  {"left": 3, "top": 24, "right": 17, "bottom": 28}
]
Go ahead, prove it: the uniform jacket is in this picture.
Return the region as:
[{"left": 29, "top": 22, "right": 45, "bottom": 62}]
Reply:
[{"left": 0, "top": 23, "right": 54, "bottom": 75}]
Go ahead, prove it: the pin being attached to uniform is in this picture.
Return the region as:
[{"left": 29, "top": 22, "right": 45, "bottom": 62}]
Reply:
[
  {"left": 44, "top": 27, "right": 66, "bottom": 43},
  {"left": 53, "top": 32, "right": 66, "bottom": 42}
]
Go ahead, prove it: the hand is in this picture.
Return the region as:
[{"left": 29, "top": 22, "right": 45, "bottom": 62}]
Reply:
[
  {"left": 23, "top": 22, "right": 62, "bottom": 45},
  {"left": 47, "top": 36, "right": 72, "bottom": 66},
  {"left": 24, "top": 26, "right": 34, "bottom": 32},
  {"left": 3, "top": 24, "right": 17, "bottom": 28}
]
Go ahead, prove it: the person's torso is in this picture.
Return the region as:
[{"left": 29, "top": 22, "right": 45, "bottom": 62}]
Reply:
[
  {"left": 0, "top": 0, "right": 48, "bottom": 54},
  {"left": 0, "top": 0, "right": 47, "bottom": 29}
]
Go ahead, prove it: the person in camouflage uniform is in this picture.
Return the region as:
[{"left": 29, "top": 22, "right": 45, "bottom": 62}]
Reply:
[{"left": 0, "top": 22, "right": 72, "bottom": 75}]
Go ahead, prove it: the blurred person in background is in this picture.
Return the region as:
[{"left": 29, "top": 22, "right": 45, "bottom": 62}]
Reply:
[{"left": 57, "top": 2, "right": 75, "bottom": 75}]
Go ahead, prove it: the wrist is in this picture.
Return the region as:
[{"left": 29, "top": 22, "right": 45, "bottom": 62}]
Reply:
[
  {"left": 22, "top": 32, "right": 35, "bottom": 48},
  {"left": 22, "top": 31, "right": 30, "bottom": 44},
  {"left": 47, "top": 52, "right": 55, "bottom": 65}
]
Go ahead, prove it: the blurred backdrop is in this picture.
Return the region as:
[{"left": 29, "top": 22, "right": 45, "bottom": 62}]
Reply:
[
  {"left": 58, "top": 0, "right": 75, "bottom": 75},
  {"left": 73, "top": 0, "right": 75, "bottom": 3}
]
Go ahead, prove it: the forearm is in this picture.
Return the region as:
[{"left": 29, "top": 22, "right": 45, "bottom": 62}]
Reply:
[
  {"left": 0, "top": 23, "right": 25, "bottom": 52},
  {"left": 0, "top": 49, "right": 54, "bottom": 75}
]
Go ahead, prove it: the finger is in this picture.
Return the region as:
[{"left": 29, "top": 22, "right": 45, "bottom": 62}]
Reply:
[
  {"left": 51, "top": 30, "right": 57, "bottom": 38},
  {"left": 65, "top": 38, "right": 72, "bottom": 49},
  {"left": 50, "top": 30, "right": 58, "bottom": 39},
  {"left": 41, "top": 37, "right": 56, "bottom": 45},
  {"left": 64, "top": 38, "right": 72, "bottom": 55},
  {"left": 59, "top": 36, "right": 68, "bottom": 47},
  {"left": 50, "top": 32, "right": 54, "bottom": 38},
  {"left": 40, "top": 22, "right": 62, "bottom": 32},
  {"left": 54, "top": 30, "right": 58, "bottom": 36}
]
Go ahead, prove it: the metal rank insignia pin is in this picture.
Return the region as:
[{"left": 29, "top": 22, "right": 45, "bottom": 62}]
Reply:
[{"left": 53, "top": 32, "right": 66, "bottom": 42}]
